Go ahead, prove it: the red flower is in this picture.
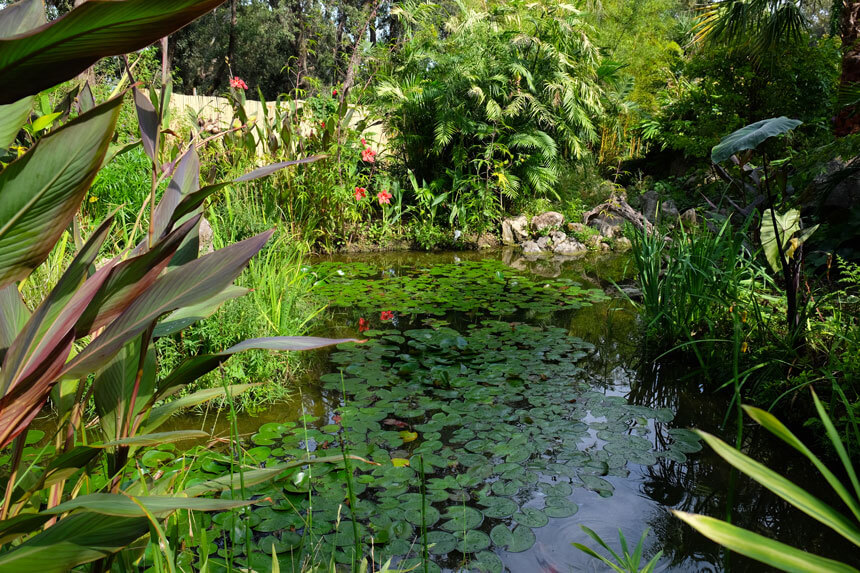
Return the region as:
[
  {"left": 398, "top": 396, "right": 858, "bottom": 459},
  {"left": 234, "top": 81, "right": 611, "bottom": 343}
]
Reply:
[
  {"left": 332, "top": 88, "right": 338, "bottom": 96},
  {"left": 321, "top": 121, "right": 326, "bottom": 129},
  {"left": 361, "top": 147, "right": 376, "bottom": 163},
  {"left": 333, "top": 414, "right": 342, "bottom": 424},
  {"left": 354, "top": 186, "right": 367, "bottom": 200},
  {"left": 230, "top": 76, "right": 248, "bottom": 90},
  {"left": 361, "top": 138, "right": 367, "bottom": 145},
  {"left": 380, "top": 311, "right": 394, "bottom": 321},
  {"left": 358, "top": 318, "right": 369, "bottom": 332},
  {"left": 377, "top": 189, "right": 392, "bottom": 205}
]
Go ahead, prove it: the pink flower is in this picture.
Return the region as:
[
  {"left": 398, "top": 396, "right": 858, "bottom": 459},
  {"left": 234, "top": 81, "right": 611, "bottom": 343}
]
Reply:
[
  {"left": 361, "top": 138, "right": 367, "bottom": 145},
  {"left": 230, "top": 76, "right": 248, "bottom": 90},
  {"left": 354, "top": 186, "right": 367, "bottom": 200},
  {"left": 380, "top": 311, "right": 394, "bottom": 321},
  {"left": 377, "top": 190, "right": 392, "bottom": 205},
  {"left": 361, "top": 147, "right": 376, "bottom": 163}
]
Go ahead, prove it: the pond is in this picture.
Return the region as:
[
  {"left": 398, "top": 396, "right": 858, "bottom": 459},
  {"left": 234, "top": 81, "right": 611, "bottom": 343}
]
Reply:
[{"left": 165, "top": 249, "right": 859, "bottom": 572}]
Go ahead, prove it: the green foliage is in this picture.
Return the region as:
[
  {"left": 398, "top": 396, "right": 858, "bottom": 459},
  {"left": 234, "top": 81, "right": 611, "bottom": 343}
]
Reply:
[
  {"left": 711, "top": 116, "right": 803, "bottom": 164},
  {"left": 648, "top": 38, "right": 840, "bottom": 160},
  {"left": 376, "top": 0, "right": 605, "bottom": 226},
  {"left": 573, "top": 526, "right": 663, "bottom": 573},
  {"left": 0, "top": 1, "right": 352, "bottom": 568},
  {"left": 675, "top": 391, "right": 860, "bottom": 572}
]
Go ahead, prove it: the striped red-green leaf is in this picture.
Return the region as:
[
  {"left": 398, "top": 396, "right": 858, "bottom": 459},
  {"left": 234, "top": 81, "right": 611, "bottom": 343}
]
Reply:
[{"left": 0, "top": 0, "right": 227, "bottom": 103}]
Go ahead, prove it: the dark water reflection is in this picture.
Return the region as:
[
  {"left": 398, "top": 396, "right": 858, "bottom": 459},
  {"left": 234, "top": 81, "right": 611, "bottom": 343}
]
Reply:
[{"left": 166, "top": 249, "right": 858, "bottom": 572}]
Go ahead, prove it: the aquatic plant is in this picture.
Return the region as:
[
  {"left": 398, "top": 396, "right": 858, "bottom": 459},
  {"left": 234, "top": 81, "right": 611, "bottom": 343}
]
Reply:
[
  {"left": 573, "top": 526, "right": 663, "bottom": 573},
  {"left": 675, "top": 389, "right": 860, "bottom": 572},
  {"left": 0, "top": 1, "right": 348, "bottom": 568}
]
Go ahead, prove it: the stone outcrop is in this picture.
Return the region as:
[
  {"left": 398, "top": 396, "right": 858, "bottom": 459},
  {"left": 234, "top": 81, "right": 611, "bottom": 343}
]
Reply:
[{"left": 531, "top": 211, "right": 564, "bottom": 232}]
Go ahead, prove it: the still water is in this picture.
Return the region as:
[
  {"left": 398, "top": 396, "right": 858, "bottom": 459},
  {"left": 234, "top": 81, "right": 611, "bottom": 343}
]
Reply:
[{"left": 163, "top": 248, "right": 858, "bottom": 572}]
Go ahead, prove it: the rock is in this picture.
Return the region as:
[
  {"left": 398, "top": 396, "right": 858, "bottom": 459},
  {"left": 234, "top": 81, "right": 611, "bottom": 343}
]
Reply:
[
  {"left": 640, "top": 190, "right": 659, "bottom": 223},
  {"left": 501, "top": 220, "right": 515, "bottom": 245},
  {"left": 680, "top": 208, "right": 698, "bottom": 227},
  {"left": 549, "top": 230, "right": 567, "bottom": 244},
  {"left": 199, "top": 217, "right": 214, "bottom": 254},
  {"left": 521, "top": 240, "right": 542, "bottom": 254},
  {"left": 660, "top": 199, "right": 680, "bottom": 221},
  {"left": 478, "top": 233, "right": 499, "bottom": 249},
  {"left": 582, "top": 195, "right": 655, "bottom": 237},
  {"left": 508, "top": 215, "right": 529, "bottom": 243},
  {"left": 553, "top": 239, "right": 586, "bottom": 256},
  {"left": 536, "top": 236, "right": 551, "bottom": 249},
  {"left": 588, "top": 214, "right": 625, "bottom": 238},
  {"left": 598, "top": 241, "right": 611, "bottom": 251},
  {"left": 614, "top": 237, "right": 632, "bottom": 252},
  {"left": 567, "top": 222, "right": 588, "bottom": 235},
  {"left": 585, "top": 234, "right": 602, "bottom": 249},
  {"left": 815, "top": 157, "right": 860, "bottom": 210},
  {"left": 531, "top": 211, "right": 564, "bottom": 232}
]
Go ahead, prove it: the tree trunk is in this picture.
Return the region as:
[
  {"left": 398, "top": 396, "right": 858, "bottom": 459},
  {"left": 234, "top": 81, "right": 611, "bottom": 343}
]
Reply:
[
  {"left": 340, "top": 0, "right": 380, "bottom": 101},
  {"left": 835, "top": 1, "right": 860, "bottom": 136},
  {"left": 215, "top": 0, "right": 238, "bottom": 90}
]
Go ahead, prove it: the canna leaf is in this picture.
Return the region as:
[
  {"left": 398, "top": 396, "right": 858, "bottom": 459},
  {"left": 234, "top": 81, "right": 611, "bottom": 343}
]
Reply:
[
  {"left": 0, "top": 96, "right": 32, "bottom": 149},
  {"left": 152, "top": 284, "right": 249, "bottom": 337},
  {"left": 0, "top": 0, "right": 227, "bottom": 104},
  {"left": 674, "top": 511, "right": 860, "bottom": 573},
  {"left": 63, "top": 230, "right": 274, "bottom": 377},
  {"left": 0, "top": 95, "right": 122, "bottom": 289},
  {"left": 0, "top": 0, "right": 44, "bottom": 38}
]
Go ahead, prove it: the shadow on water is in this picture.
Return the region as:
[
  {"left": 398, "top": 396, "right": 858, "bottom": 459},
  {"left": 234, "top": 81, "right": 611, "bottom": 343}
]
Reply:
[{"left": 150, "top": 248, "right": 857, "bottom": 571}]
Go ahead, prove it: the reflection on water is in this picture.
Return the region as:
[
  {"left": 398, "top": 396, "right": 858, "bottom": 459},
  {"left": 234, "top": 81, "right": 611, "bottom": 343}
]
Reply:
[{"left": 90, "top": 249, "right": 860, "bottom": 571}]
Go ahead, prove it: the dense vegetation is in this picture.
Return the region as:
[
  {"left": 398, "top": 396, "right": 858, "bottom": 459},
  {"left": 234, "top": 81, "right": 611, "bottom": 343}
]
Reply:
[{"left": 1, "top": 0, "right": 860, "bottom": 571}]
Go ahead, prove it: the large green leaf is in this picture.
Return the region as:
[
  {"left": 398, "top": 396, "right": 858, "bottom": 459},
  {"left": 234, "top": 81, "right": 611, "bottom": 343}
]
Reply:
[
  {"left": 0, "top": 96, "right": 121, "bottom": 288},
  {"left": 0, "top": 0, "right": 44, "bottom": 38},
  {"left": 695, "top": 430, "right": 860, "bottom": 546},
  {"left": 0, "top": 0, "right": 226, "bottom": 104},
  {"left": 760, "top": 209, "right": 799, "bottom": 273},
  {"left": 711, "top": 117, "right": 802, "bottom": 164},
  {"left": 743, "top": 404, "right": 860, "bottom": 523},
  {"left": 674, "top": 511, "right": 860, "bottom": 573},
  {"left": 152, "top": 284, "right": 248, "bottom": 337},
  {"left": 0, "top": 512, "right": 149, "bottom": 573},
  {"left": 151, "top": 336, "right": 359, "bottom": 404},
  {"left": 45, "top": 493, "right": 254, "bottom": 518},
  {"left": 0, "top": 284, "right": 28, "bottom": 358},
  {"left": 0, "top": 96, "right": 32, "bottom": 150},
  {"left": 142, "top": 384, "right": 258, "bottom": 434},
  {"left": 92, "top": 336, "right": 156, "bottom": 441},
  {"left": 62, "top": 230, "right": 274, "bottom": 377}
]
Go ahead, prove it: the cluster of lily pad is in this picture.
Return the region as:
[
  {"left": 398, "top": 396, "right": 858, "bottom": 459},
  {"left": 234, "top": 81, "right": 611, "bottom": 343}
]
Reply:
[
  {"left": 307, "top": 260, "right": 608, "bottom": 316},
  {"left": 177, "top": 320, "right": 701, "bottom": 572}
]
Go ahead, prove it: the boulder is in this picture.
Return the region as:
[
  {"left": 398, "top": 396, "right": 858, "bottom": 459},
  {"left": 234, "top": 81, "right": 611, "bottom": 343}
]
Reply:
[
  {"left": 478, "top": 233, "right": 500, "bottom": 249},
  {"left": 508, "top": 215, "right": 529, "bottom": 242},
  {"left": 567, "top": 222, "right": 588, "bottom": 235},
  {"left": 614, "top": 237, "right": 632, "bottom": 252},
  {"left": 585, "top": 234, "right": 603, "bottom": 249},
  {"left": 536, "top": 236, "right": 551, "bottom": 249},
  {"left": 680, "top": 208, "right": 698, "bottom": 227},
  {"left": 531, "top": 211, "right": 564, "bottom": 232},
  {"left": 661, "top": 199, "right": 680, "bottom": 221},
  {"left": 521, "top": 240, "right": 542, "bottom": 254},
  {"left": 582, "top": 196, "right": 655, "bottom": 239},
  {"left": 553, "top": 239, "right": 586, "bottom": 256},
  {"left": 549, "top": 230, "right": 567, "bottom": 244},
  {"left": 640, "top": 190, "right": 659, "bottom": 223},
  {"left": 199, "top": 217, "right": 214, "bottom": 254},
  {"left": 589, "top": 215, "right": 625, "bottom": 238},
  {"left": 501, "top": 220, "right": 515, "bottom": 245}
]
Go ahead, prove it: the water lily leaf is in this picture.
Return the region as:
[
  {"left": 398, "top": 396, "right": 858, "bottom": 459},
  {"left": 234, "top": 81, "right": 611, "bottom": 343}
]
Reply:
[
  {"left": 478, "top": 496, "right": 518, "bottom": 518},
  {"left": 440, "top": 506, "right": 482, "bottom": 532},
  {"left": 581, "top": 475, "right": 614, "bottom": 496},
  {"left": 473, "top": 550, "right": 504, "bottom": 573},
  {"left": 544, "top": 497, "right": 578, "bottom": 518},
  {"left": 391, "top": 458, "right": 410, "bottom": 467},
  {"left": 458, "top": 530, "right": 491, "bottom": 553},
  {"left": 513, "top": 507, "right": 548, "bottom": 528},
  {"left": 426, "top": 530, "right": 457, "bottom": 555}
]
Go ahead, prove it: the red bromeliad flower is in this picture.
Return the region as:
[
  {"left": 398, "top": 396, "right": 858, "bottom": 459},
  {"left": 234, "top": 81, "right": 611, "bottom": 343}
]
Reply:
[
  {"left": 354, "top": 186, "right": 367, "bottom": 200},
  {"left": 377, "top": 190, "right": 392, "bottom": 205},
  {"left": 230, "top": 76, "right": 248, "bottom": 90},
  {"left": 361, "top": 147, "right": 376, "bottom": 163},
  {"left": 380, "top": 311, "right": 394, "bottom": 321},
  {"left": 358, "top": 318, "right": 369, "bottom": 332}
]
